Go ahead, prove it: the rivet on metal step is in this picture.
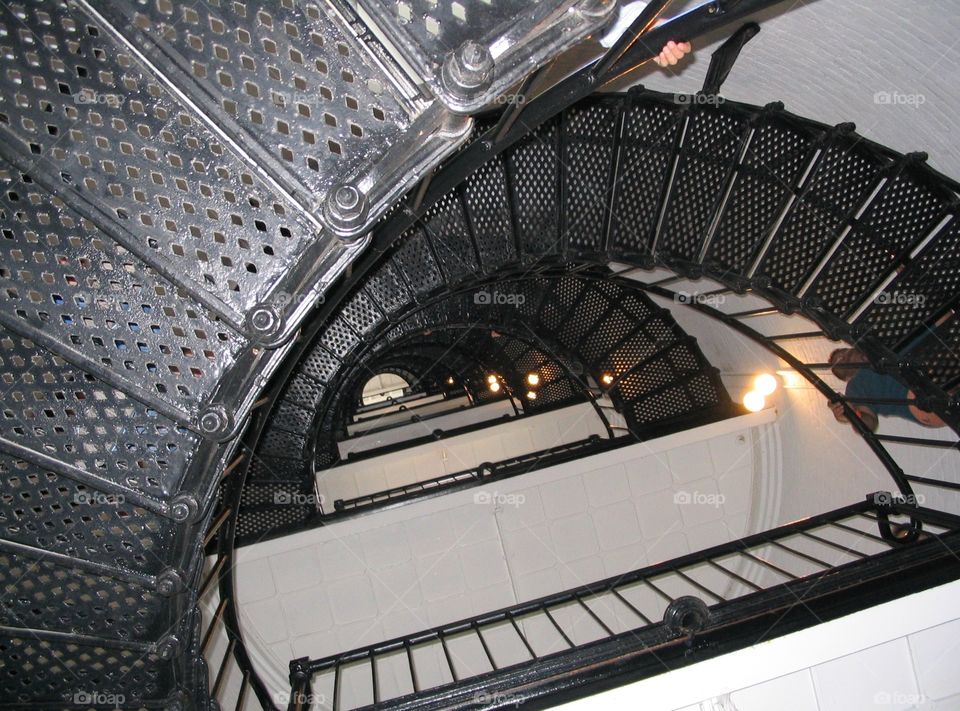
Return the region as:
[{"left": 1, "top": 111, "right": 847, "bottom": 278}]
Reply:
[
  {"left": 324, "top": 183, "right": 369, "bottom": 238},
  {"left": 170, "top": 494, "right": 199, "bottom": 523},
  {"left": 198, "top": 404, "right": 235, "bottom": 441},
  {"left": 156, "top": 568, "right": 185, "bottom": 597},
  {"left": 247, "top": 303, "right": 284, "bottom": 344},
  {"left": 155, "top": 635, "right": 181, "bottom": 660}
]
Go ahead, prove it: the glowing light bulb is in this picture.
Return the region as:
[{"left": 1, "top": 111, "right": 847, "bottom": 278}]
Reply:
[
  {"left": 526, "top": 390, "right": 537, "bottom": 400},
  {"left": 526, "top": 372, "right": 540, "bottom": 387},
  {"left": 487, "top": 374, "right": 498, "bottom": 384},
  {"left": 489, "top": 381, "right": 501, "bottom": 393},
  {"left": 446, "top": 376, "right": 455, "bottom": 385},
  {"left": 600, "top": 373, "right": 614, "bottom": 386},
  {"left": 743, "top": 390, "right": 766, "bottom": 412},
  {"left": 753, "top": 373, "right": 778, "bottom": 396}
]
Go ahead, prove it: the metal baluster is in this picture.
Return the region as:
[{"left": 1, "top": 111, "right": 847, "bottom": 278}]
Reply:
[
  {"left": 573, "top": 593, "right": 615, "bottom": 637},
  {"left": 211, "top": 638, "right": 236, "bottom": 699},
  {"left": 765, "top": 539, "right": 832, "bottom": 570},
  {"left": 800, "top": 530, "right": 869, "bottom": 558},
  {"left": 405, "top": 641, "right": 420, "bottom": 693},
  {"left": 674, "top": 568, "right": 726, "bottom": 602},
  {"left": 739, "top": 549, "right": 800, "bottom": 579},
  {"left": 332, "top": 661, "right": 341, "bottom": 711},
  {"left": 235, "top": 670, "right": 249, "bottom": 711},
  {"left": 610, "top": 587, "right": 653, "bottom": 625},
  {"left": 707, "top": 559, "right": 763, "bottom": 591},
  {"left": 543, "top": 607, "right": 575, "bottom": 648},
  {"left": 201, "top": 596, "right": 228, "bottom": 654},
  {"left": 507, "top": 612, "right": 537, "bottom": 660},
  {"left": 474, "top": 623, "right": 498, "bottom": 670},
  {"left": 439, "top": 631, "right": 459, "bottom": 682}
]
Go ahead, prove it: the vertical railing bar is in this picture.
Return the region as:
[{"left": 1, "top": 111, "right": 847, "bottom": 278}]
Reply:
[
  {"left": 610, "top": 587, "right": 653, "bottom": 625},
  {"left": 707, "top": 559, "right": 763, "bottom": 591},
  {"left": 201, "top": 596, "right": 229, "bottom": 654},
  {"left": 370, "top": 651, "right": 379, "bottom": 705},
  {"left": 211, "top": 638, "right": 236, "bottom": 698},
  {"left": 673, "top": 568, "right": 726, "bottom": 602},
  {"left": 573, "top": 593, "right": 615, "bottom": 637},
  {"left": 234, "top": 670, "right": 249, "bottom": 711},
  {"left": 800, "top": 530, "right": 869, "bottom": 558},
  {"left": 405, "top": 641, "right": 420, "bottom": 693},
  {"left": 473, "top": 622, "right": 498, "bottom": 671},
  {"left": 333, "top": 661, "right": 341, "bottom": 711},
  {"left": 543, "top": 607, "right": 575, "bottom": 649},
  {"left": 507, "top": 612, "right": 538, "bottom": 660},
  {"left": 438, "top": 631, "right": 459, "bottom": 682},
  {"left": 643, "top": 577, "right": 674, "bottom": 602},
  {"left": 198, "top": 555, "right": 228, "bottom": 600},
  {"left": 766, "top": 539, "right": 832, "bottom": 570},
  {"left": 738, "top": 549, "right": 800, "bottom": 579},
  {"left": 828, "top": 520, "right": 890, "bottom": 545}
]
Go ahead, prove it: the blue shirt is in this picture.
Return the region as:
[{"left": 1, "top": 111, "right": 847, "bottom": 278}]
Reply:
[{"left": 845, "top": 369, "right": 914, "bottom": 421}]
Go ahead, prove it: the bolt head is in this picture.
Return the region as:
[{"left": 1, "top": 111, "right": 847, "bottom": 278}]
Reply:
[
  {"left": 335, "top": 185, "right": 361, "bottom": 212},
  {"left": 169, "top": 496, "right": 197, "bottom": 523},
  {"left": 442, "top": 41, "right": 494, "bottom": 100},
  {"left": 199, "top": 409, "right": 225, "bottom": 434},
  {"left": 249, "top": 304, "right": 280, "bottom": 334}
]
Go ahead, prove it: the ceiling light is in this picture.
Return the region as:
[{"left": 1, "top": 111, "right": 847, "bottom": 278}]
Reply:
[
  {"left": 526, "top": 390, "right": 537, "bottom": 400},
  {"left": 743, "top": 390, "right": 766, "bottom": 412},
  {"left": 487, "top": 374, "right": 497, "bottom": 384},
  {"left": 753, "top": 373, "right": 778, "bottom": 396},
  {"left": 600, "top": 373, "right": 614, "bottom": 386},
  {"left": 489, "top": 381, "right": 501, "bottom": 393},
  {"left": 446, "top": 376, "right": 455, "bottom": 385},
  {"left": 526, "top": 372, "right": 540, "bottom": 386}
]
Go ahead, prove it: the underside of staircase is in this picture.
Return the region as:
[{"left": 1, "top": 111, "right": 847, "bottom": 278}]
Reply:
[{"left": 1, "top": 1, "right": 959, "bottom": 710}]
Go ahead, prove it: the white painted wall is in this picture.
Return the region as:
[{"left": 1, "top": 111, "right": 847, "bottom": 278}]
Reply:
[
  {"left": 616, "top": 0, "right": 960, "bottom": 181},
  {"left": 233, "top": 412, "right": 772, "bottom": 708},
  {"left": 319, "top": 401, "right": 611, "bottom": 507}
]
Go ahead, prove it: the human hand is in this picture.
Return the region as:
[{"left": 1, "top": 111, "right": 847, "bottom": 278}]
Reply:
[
  {"left": 654, "top": 40, "right": 692, "bottom": 67},
  {"left": 828, "top": 401, "right": 848, "bottom": 423}
]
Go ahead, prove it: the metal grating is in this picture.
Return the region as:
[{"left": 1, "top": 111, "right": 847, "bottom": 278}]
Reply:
[
  {"left": 657, "top": 108, "right": 748, "bottom": 261},
  {"left": 706, "top": 117, "right": 816, "bottom": 271},
  {"left": 758, "top": 141, "right": 886, "bottom": 291}
]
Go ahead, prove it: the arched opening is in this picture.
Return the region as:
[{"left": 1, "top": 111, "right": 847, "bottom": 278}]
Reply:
[{"left": 359, "top": 373, "right": 411, "bottom": 407}]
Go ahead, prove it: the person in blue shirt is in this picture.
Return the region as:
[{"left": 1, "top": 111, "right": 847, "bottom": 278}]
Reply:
[{"left": 827, "top": 348, "right": 946, "bottom": 432}]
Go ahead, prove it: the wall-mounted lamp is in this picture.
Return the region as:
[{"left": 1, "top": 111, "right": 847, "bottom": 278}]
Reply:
[{"left": 743, "top": 390, "right": 766, "bottom": 412}]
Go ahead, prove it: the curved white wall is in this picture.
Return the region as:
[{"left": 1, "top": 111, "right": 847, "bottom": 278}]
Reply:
[{"left": 618, "top": 0, "right": 960, "bottom": 180}]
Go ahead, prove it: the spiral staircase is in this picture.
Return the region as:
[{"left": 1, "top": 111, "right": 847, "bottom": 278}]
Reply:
[{"left": 2, "top": 0, "right": 960, "bottom": 710}]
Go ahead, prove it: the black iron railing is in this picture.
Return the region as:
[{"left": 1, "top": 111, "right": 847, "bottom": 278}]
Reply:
[
  {"left": 286, "top": 498, "right": 960, "bottom": 711},
  {"left": 329, "top": 434, "right": 625, "bottom": 517}
]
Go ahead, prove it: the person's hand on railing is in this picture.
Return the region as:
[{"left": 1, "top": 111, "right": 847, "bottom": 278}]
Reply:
[
  {"left": 829, "top": 400, "right": 879, "bottom": 433},
  {"left": 599, "top": 1, "right": 693, "bottom": 69},
  {"left": 653, "top": 40, "right": 693, "bottom": 67}
]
